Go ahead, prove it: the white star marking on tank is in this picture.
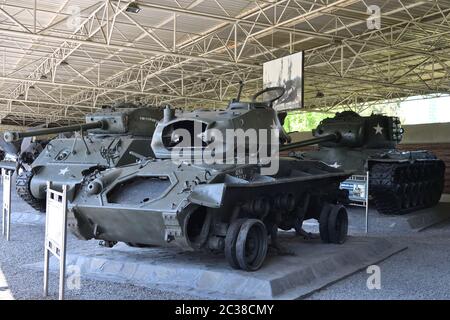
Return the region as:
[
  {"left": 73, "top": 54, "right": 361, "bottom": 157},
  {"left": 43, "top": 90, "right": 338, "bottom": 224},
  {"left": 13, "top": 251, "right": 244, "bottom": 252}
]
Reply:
[
  {"left": 373, "top": 123, "right": 383, "bottom": 135},
  {"left": 59, "top": 167, "right": 70, "bottom": 175},
  {"left": 330, "top": 162, "right": 341, "bottom": 168}
]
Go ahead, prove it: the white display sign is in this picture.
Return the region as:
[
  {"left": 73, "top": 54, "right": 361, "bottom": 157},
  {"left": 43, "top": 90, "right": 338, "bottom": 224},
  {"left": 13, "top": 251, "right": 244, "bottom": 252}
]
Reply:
[
  {"left": 2, "top": 169, "right": 12, "bottom": 241},
  {"left": 44, "top": 182, "right": 68, "bottom": 300},
  {"left": 340, "top": 180, "right": 367, "bottom": 202},
  {"left": 46, "top": 194, "right": 65, "bottom": 248},
  {"left": 263, "top": 51, "right": 304, "bottom": 111}
]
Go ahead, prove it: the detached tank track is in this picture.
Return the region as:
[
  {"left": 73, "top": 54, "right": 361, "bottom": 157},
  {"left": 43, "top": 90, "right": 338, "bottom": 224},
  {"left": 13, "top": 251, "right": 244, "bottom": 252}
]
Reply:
[
  {"left": 16, "top": 170, "right": 46, "bottom": 213},
  {"left": 369, "top": 160, "right": 445, "bottom": 215}
]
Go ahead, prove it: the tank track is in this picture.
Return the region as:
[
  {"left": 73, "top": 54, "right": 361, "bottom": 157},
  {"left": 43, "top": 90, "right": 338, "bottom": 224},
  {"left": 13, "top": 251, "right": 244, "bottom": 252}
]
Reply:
[
  {"left": 369, "top": 160, "right": 445, "bottom": 215},
  {"left": 16, "top": 170, "right": 46, "bottom": 213}
]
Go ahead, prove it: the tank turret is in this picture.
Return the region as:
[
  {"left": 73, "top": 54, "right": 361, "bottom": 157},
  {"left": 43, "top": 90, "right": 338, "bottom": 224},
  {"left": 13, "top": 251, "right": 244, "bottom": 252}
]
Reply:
[
  {"left": 4, "top": 104, "right": 161, "bottom": 143},
  {"left": 151, "top": 85, "right": 291, "bottom": 160},
  {"left": 311, "top": 111, "right": 403, "bottom": 149}
]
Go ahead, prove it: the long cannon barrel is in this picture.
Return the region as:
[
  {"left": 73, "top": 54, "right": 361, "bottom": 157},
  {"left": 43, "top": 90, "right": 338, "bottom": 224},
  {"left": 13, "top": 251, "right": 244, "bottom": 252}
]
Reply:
[
  {"left": 279, "top": 133, "right": 340, "bottom": 152},
  {"left": 4, "top": 120, "right": 106, "bottom": 143}
]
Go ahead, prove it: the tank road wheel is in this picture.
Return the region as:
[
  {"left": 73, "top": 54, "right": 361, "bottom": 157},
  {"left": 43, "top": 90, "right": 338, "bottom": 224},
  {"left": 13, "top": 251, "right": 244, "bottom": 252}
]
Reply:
[
  {"left": 327, "top": 205, "right": 348, "bottom": 244},
  {"left": 235, "top": 219, "right": 268, "bottom": 271},
  {"left": 319, "top": 204, "right": 332, "bottom": 243},
  {"left": 16, "top": 170, "right": 46, "bottom": 213},
  {"left": 225, "top": 219, "right": 246, "bottom": 269}
]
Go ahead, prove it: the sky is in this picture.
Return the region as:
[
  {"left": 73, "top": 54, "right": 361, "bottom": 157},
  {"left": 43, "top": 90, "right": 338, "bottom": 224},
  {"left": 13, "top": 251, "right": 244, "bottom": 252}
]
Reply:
[{"left": 397, "top": 95, "right": 450, "bottom": 125}]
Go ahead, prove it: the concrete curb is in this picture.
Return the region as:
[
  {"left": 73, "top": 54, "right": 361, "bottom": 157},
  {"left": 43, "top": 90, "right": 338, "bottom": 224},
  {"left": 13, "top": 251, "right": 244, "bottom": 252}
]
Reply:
[{"left": 26, "top": 235, "right": 407, "bottom": 300}]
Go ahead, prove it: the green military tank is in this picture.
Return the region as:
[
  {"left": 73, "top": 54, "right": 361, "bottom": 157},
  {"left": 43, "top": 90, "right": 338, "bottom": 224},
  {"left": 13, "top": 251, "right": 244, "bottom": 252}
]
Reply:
[
  {"left": 4, "top": 103, "right": 164, "bottom": 212},
  {"left": 292, "top": 111, "right": 445, "bottom": 215},
  {"left": 67, "top": 85, "right": 352, "bottom": 271}
]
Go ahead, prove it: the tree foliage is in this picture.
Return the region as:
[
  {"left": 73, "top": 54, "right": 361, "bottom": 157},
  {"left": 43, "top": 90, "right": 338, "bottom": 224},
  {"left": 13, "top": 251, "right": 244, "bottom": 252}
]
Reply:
[{"left": 283, "top": 112, "right": 330, "bottom": 133}]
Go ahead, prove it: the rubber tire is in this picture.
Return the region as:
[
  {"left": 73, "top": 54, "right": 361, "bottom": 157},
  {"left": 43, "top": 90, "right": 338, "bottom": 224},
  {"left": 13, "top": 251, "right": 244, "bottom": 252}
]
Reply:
[
  {"left": 327, "top": 205, "right": 348, "bottom": 244},
  {"left": 235, "top": 219, "right": 268, "bottom": 271},
  {"left": 225, "top": 219, "right": 246, "bottom": 270},
  {"left": 319, "top": 204, "right": 332, "bottom": 243}
]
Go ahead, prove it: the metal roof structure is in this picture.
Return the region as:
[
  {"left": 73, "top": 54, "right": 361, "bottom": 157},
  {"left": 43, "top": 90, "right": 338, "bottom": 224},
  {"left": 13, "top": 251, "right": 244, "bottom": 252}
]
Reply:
[{"left": 0, "top": 0, "right": 449, "bottom": 126}]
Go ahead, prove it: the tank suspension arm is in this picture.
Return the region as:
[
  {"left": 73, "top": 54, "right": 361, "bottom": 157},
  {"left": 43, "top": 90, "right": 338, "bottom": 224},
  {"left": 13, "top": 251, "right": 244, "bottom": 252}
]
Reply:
[
  {"left": 4, "top": 120, "right": 106, "bottom": 142},
  {"left": 279, "top": 133, "right": 340, "bottom": 151}
]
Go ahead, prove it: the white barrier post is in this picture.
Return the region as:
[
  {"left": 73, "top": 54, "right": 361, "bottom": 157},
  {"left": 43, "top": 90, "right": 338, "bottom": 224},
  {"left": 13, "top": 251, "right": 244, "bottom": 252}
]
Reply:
[
  {"left": 43, "top": 182, "right": 68, "bottom": 300},
  {"left": 2, "top": 168, "right": 12, "bottom": 241}
]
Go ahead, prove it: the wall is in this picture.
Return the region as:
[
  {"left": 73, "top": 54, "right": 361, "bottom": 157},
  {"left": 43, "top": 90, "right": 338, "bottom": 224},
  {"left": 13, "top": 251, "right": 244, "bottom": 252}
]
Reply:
[{"left": 288, "top": 122, "right": 450, "bottom": 193}]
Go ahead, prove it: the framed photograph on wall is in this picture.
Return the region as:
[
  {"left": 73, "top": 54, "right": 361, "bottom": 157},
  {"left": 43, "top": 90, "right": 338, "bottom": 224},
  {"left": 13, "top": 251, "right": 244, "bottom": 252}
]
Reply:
[{"left": 263, "top": 51, "right": 304, "bottom": 111}]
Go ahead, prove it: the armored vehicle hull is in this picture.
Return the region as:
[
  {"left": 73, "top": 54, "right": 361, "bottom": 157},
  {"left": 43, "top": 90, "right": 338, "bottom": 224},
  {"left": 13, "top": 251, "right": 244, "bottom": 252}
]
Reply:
[
  {"left": 69, "top": 158, "right": 351, "bottom": 270},
  {"left": 295, "top": 111, "right": 445, "bottom": 215}
]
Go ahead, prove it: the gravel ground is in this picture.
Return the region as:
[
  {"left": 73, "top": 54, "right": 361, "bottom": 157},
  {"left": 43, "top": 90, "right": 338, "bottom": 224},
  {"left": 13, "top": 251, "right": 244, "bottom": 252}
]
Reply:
[
  {"left": 0, "top": 223, "right": 203, "bottom": 300},
  {"left": 0, "top": 176, "right": 201, "bottom": 300},
  {"left": 306, "top": 220, "right": 450, "bottom": 300},
  {"left": 1, "top": 177, "right": 450, "bottom": 300}
]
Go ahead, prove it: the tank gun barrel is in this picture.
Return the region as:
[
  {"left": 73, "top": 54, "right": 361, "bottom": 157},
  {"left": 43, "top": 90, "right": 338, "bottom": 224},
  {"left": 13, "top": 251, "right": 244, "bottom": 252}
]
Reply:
[
  {"left": 280, "top": 133, "right": 340, "bottom": 151},
  {"left": 4, "top": 120, "right": 106, "bottom": 143}
]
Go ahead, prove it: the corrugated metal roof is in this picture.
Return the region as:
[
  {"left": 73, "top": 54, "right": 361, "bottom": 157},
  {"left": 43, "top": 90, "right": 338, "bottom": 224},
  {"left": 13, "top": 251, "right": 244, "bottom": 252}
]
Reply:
[{"left": 0, "top": 0, "right": 449, "bottom": 125}]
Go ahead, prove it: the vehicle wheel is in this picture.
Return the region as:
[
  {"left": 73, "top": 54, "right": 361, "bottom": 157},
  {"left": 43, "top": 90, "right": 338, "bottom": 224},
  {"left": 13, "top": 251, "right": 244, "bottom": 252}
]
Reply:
[
  {"left": 327, "top": 205, "right": 348, "bottom": 244},
  {"left": 235, "top": 219, "right": 268, "bottom": 271},
  {"left": 319, "top": 204, "right": 332, "bottom": 243},
  {"left": 225, "top": 219, "right": 246, "bottom": 269}
]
